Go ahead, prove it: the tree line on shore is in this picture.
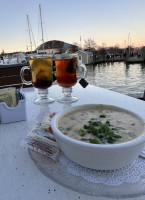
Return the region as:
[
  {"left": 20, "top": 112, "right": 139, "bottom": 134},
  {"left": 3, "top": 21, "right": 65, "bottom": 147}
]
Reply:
[{"left": 74, "top": 38, "right": 143, "bottom": 61}]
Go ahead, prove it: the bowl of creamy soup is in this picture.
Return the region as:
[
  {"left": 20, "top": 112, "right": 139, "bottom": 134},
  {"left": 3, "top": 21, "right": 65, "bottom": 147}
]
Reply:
[{"left": 51, "top": 104, "right": 145, "bottom": 170}]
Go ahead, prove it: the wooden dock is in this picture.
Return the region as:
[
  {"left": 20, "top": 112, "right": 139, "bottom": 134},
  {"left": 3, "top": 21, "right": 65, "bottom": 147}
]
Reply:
[{"left": 0, "top": 65, "right": 32, "bottom": 89}]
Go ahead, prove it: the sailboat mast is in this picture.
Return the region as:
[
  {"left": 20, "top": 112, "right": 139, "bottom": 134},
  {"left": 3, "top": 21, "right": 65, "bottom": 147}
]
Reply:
[
  {"left": 39, "top": 4, "right": 44, "bottom": 51},
  {"left": 27, "top": 15, "right": 32, "bottom": 53}
]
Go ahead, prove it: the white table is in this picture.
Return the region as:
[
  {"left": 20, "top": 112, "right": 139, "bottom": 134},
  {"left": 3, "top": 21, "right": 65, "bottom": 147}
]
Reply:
[{"left": 1, "top": 84, "right": 145, "bottom": 200}]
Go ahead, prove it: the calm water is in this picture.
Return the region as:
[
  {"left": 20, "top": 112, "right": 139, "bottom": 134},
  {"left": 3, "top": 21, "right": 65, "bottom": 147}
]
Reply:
[{"left": 85, "top": 62, "right": 145, "bottom": 98}]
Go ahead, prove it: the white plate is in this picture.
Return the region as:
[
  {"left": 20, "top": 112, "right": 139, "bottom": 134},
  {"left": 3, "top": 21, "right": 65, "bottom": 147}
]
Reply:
[{"left": 28, "top": 149, "right": 145, "bottom": 199}]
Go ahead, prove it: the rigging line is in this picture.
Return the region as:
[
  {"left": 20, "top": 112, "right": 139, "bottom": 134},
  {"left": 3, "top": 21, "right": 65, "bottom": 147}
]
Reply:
[
  {"left": 39, "top": 4, "right": 45, "bottom": 50},
  {"left": 29, "top": 21, "right": 36, "bottom": 50},
  {"left": 36, "top": 10, "right": 40, "bottom": 48},
  {"left": 27, "top": 15, "right": 32, "bottom": 52},
  {"left": 43, "top": 22, "right": 48, "bottom": 41},
  {"left": 27, "top": 15, "right": 37, "bottom": 51}
]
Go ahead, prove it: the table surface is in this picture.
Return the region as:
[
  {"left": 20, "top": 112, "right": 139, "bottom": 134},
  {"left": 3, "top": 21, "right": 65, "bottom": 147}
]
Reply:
[{"left": 1, "top": 84, "right": 145, "bottom": 200}]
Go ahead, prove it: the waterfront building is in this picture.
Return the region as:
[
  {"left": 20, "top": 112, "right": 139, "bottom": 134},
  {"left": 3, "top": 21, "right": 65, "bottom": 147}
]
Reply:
[{"left": 77, "top": 50, "right": 93, "bottom": 65}]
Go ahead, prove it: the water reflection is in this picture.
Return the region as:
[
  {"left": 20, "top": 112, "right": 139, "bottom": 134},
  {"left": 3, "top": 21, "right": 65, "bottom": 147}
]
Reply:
[
  {"left": 140, "top": 63, "right": 145, "bottom": 73},
  {"left": 86, "top": 62, "right": 145, "bottom": 98},
  {"left": 125, "top": 64, "right": 130, "bottom": 77}
]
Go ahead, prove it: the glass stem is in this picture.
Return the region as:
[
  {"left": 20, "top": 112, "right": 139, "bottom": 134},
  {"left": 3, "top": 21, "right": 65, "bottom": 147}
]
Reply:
[
  {"left": 62, "top": 87, "right": 73, "bottom": 101},
  {"left": 38, "top": 89, "right": 49, "bottom": 99}
]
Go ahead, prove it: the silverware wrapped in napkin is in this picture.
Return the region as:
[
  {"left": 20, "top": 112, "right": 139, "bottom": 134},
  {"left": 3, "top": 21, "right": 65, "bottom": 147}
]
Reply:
[{"left": 22, "top": 113, "right": 60, "bottom": 160}]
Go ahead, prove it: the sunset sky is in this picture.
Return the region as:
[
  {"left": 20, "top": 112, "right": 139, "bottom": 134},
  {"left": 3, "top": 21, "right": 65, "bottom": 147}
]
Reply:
[{"left": 0, "top": 0, "right": 145, "bottom": 53}]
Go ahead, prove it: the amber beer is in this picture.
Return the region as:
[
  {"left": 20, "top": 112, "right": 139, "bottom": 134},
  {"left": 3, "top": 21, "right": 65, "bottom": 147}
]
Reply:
[
  {"left": 55, "top": 57, "right": 77, "bottom": 88},
  {"left": 29, "top": 57, "right": 53, "bottom": 89}
]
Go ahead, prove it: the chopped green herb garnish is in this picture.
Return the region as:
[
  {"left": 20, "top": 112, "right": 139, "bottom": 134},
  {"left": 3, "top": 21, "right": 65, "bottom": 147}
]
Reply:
[
  {"left": 78, "top": 118, "right": 122, "bottom": 144},
  {"left": 99, "top": 114, "right": 106, "bottom": 118},
  {"left": 83, "top": 125, "right": 89, "bottom": 129},
  {"left": 78, "top": 129, "right": 87, "bottom": 136},
  {"left": 106, "top": 120, "right": 110, "bottom": 125},
  {"left": 89, "top": 138, "right": 101, "bottom": 144},
  {"left": 81, "top": 138, "right": 89, "bottom": 141},
  {"left": 91, "top": 118, "right": 96, "bottom": 120},
  {"left": 128, "top": 132, "right": 136, "bottom": 138},
  {"left": 66, "top": 127, "right": 71, "bottom": 131}
]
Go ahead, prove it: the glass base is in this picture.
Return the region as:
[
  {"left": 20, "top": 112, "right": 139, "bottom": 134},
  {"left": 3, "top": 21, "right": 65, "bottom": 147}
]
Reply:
[
  {"left": 57, "top": 96, "right": 78, "bottom": 103},
  {"left": 34, "top": 97, "right": 55, "bottom": 105},
  {"left": 57, "top": 87, "right": 78, "bottom": 103},
  {"left": 34, "top": 88, "right": 55, "bottom": 105}
]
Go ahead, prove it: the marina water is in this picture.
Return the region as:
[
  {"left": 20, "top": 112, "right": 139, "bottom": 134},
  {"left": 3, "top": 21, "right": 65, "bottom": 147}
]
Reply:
[{"left": 86, "top": 61, "right": 145, "bottom": 98}]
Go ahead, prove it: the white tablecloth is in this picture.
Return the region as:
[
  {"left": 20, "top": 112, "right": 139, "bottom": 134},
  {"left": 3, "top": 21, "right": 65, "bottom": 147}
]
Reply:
[{"left": 1, "top": 84, "right": 145, "bottom": 200}]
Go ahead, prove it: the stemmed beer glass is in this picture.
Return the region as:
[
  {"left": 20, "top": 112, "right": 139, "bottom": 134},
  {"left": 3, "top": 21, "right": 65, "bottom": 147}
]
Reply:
[
  {"left": 20, "top": 55, "right": 54, "bottom": 105},
  {"left": 54, "top": 54, "right": 87, "bottom": 103}
]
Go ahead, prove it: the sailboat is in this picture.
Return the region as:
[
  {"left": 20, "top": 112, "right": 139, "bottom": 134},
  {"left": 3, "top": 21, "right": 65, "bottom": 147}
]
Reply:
[
  {"left": 26, "top": 5, "right": 48, "bottom": 56},
  {"left": 0, "top": 15, "right": 36, "bottom": 67},
  {"left": 25, "top": 14, "right": 38, "bottom": 58},
  {"left": 39, "top": 4, "right": 45, "bottom": 52},
  {"left": 26, "top": 15, "right": 37, "bottom": 53},
  {"left": 0, "top": 52, "right": 29, "bottom": 68}
]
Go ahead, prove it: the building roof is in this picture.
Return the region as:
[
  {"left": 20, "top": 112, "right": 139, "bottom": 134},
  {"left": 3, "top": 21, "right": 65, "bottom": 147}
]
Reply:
[
  {"left": 36, "top": 40, "right": 78, "bottom": 50},
  {"left": 77, "top": 50, "right": 93, "bottom": 55}
]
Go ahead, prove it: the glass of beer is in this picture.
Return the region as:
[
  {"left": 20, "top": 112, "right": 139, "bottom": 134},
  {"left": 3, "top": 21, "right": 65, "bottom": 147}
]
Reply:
[
  {"left": 20, "top": 55, "right": 55, "bottom": 105},
  {"left": 54, "top": 54, "right": 87, "bottom": 103}
]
